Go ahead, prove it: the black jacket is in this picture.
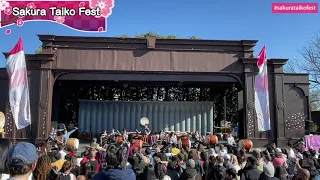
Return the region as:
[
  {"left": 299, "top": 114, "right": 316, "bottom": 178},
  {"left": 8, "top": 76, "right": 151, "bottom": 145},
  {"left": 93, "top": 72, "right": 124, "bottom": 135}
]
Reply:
[
  {"left": 239, "top": 165, "right": 262, "bottom": 180},
  {"left": 259, "top": 172, "right": 280, "bottom": 180},
  {"left": 179, "top": 167, "right": 197, "bottom": 180}
]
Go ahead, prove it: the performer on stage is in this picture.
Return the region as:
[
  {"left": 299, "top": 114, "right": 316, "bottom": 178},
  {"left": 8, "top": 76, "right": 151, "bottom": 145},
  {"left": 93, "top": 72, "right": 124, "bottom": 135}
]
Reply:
[
  {"left": 62, "top": 127, "right": 78, "bottom": 144},
  {"left": 48, "top": 127, "right": 57, "bottom": 142},
  {"left": 141, "top": 124, "right": 151, "bottom": 135},
  {"left": 169, "top": 132, "right": 176, "bottom": 144},
  {"left": 195, "top": 131, "right": 200, "bottom": 141},
  {"left": 109, "top": 128, "right": 116, "bottom": 141},
  {"left": 100, "top": 130, "right": 108, "bottom": 145},
  {"left": 123, "top": 128, "right": 128, "bottom": 142},
  {"left": 232, "top": 125, "right": 239, "bottom": 140},
  {"left": 226, "top": 134, "right": 236, "bottom": 152}
]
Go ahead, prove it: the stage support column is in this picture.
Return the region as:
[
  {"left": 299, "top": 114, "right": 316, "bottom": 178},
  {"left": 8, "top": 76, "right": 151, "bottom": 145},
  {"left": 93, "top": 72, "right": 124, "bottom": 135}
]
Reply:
[
  {"left": 271, "top": 59, "right": 287, "bottom": 147},
  {"left": 28, "top": 54, "right": 55, "bottom": 144},
  {"left": 242, "top": 59, "right": 256, "bottom": 140}
]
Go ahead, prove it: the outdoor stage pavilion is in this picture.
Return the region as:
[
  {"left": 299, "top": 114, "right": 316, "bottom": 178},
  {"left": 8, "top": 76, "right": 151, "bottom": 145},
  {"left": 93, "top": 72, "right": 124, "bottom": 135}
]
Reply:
[{"left": 0, "top": 35, "right": 310, "bottom": 147}]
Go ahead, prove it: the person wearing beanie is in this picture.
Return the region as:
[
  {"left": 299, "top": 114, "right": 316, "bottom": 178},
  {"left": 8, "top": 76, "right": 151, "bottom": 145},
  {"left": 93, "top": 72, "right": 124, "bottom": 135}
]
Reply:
[{"left": 179, "top": 159, "right": 197, "bottom": 180}]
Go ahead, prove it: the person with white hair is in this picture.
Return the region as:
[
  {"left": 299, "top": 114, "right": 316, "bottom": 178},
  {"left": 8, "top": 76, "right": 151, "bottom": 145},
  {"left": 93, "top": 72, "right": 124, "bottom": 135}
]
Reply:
[
  {"left": 207, "top": 148, "right": 217, "bottom": 158},
  {"left": 218, "top": 144, "right": 228, "bottom": 157}
]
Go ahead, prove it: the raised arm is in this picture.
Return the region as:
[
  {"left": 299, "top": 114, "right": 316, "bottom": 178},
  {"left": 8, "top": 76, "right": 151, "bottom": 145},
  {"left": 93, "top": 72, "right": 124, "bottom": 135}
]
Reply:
[
  {"left": 124, "top": 142, "right": 130, "bottom": 161},
  {"left": 67, "top": 127, "right": 78, "bottom": 135}
]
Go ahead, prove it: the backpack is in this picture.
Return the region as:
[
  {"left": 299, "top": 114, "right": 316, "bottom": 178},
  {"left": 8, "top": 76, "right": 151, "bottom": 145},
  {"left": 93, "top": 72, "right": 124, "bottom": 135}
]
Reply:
[{"left": 58, "top": 173, "right": 73, "bottom": 180}]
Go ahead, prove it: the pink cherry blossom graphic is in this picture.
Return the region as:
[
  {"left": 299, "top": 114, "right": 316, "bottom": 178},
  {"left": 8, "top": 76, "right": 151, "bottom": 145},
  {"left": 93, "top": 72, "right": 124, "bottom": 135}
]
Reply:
[
  {"left": 98, "top": 27, "right": 103, "bottom": 32},
  {"left": 16, "top": 19, "right": 24, "bottom": 26},
  {"left": 89, "top": 0, "right": 114, "bottom": 18},
  {"left": 27, "top": 2, "right": 36, "bottom": 9},
  {"left": 54, "top": 16, "right": 65, "bottom": 24},
  {"left": 5, "top": 29, "right": 11, "bottom": 35},
  {"left": 4, "top": 6, "right": 11, "bottom": 15},
  {"left": 0, "top": 0, "right": 10, "bottom": 11},
  {"left": 79, "top": 2, "right": 85, "bottom": 7}
]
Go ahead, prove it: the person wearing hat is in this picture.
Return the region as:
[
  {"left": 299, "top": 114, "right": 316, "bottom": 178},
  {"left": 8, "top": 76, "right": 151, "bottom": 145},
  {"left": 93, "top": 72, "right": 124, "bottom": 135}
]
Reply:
[
  {"left": 6, "top": 142, "right": 38, "bottom": 180},
  {"left": 273, "top": 148, "right": 286, "bottom": 168},
  {"left": 259, "top": 155, "right": 277, "bottom": 180},
  {"left": 298, "top": 142, "right": 306, "bottom": 153},
  {"left": 179, "top": 159, "right": 197, "bottom": 180},
  {"left": 224, "top": 154, "right": 234, "bottom": 170}
]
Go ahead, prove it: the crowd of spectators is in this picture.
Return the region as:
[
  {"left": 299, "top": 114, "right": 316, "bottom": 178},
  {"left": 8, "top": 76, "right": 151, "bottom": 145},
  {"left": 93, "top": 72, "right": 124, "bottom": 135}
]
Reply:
[{"left": 0, "top": 137, "right": 319, "bottom": 180}]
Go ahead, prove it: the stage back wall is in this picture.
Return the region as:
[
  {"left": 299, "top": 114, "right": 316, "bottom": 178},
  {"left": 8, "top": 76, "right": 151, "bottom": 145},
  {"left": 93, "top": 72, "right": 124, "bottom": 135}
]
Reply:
[{"left": 78, "top": 100, "right": 214, "bottom": 137}]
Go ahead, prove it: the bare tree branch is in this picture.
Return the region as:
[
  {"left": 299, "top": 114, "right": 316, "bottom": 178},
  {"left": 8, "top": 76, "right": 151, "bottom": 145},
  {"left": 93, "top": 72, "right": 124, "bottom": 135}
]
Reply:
[{"left": 294, "top": 31, "right": 320, "bottom": 90}]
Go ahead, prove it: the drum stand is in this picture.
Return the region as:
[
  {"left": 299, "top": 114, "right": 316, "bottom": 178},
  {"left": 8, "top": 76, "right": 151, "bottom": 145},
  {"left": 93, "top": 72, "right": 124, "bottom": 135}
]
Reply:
[{"left": 0, "top": 128, "right": 4, "bottom": 138}]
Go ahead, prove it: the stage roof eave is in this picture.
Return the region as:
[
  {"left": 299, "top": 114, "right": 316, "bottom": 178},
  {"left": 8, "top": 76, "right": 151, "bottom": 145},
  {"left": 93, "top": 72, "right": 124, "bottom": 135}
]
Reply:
[{"left": 56, "top": 72, "right": 240, "bottom": 83}]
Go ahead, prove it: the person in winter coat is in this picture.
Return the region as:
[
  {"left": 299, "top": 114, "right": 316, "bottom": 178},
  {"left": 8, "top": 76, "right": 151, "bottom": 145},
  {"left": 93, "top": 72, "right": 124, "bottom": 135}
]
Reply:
[
  {"left": 93, "top": 143, "right": 135, "bottom": 180},
  {"left": 239, "top": 156, "right": 262, "bottom": 180},
  {"left": 179, "top": 159, "right": 197, "bottom": 180}
]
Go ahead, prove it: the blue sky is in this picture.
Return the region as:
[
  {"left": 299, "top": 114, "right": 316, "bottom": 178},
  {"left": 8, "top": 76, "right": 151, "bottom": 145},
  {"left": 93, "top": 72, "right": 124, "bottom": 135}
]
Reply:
[{"left": 0, "top": 0, "right": 319, "bottom": 67}]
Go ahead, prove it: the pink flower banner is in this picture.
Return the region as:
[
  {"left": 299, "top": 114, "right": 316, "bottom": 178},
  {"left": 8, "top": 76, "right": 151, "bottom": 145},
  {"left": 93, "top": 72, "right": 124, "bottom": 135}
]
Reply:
[
  {"left": 0, "top": 0, "right": 115, "bottom": 32},
  {"left": 254, "top": 45, "right": 271, "bottom": 131},
  {"left": 305, "top": 135, "right": 320, "bottom": 151}
]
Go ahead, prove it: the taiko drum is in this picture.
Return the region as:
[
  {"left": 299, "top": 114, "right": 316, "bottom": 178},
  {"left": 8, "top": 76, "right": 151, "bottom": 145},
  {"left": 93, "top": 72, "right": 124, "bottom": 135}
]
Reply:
[
  {"left": 56, "top": 136, "right": 63, "bottom": 143},
  {"left": 135, "top": 139, "right": 143, "bottom": 149},
  {"left": 207, "top": 135, "right": 218, "bottom": 145},
  {"left": 66, "top": 138, "right": 79, "bottom": 150},
  {"left": 116, "top": 136, "right": 124, "bottom": 144},
  {"left": 181, "top": 136, "right": 191, "bottom": 149},
  {"left": 238, "top": 139, "right": 253, "bottom": 150}
]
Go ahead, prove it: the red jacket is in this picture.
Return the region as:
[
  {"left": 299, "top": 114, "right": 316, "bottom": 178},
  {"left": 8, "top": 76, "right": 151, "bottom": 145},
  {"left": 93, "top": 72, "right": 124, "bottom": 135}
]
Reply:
[{"left": 80, "top": 153, "right": 101, "bottom": 173}]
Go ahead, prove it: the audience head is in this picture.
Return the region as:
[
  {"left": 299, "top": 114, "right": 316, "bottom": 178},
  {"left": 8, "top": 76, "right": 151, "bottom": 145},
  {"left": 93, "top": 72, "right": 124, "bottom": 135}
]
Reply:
[
  {"left": 224, "top": 154, "right": 231, "bottom": 163},
  {"left": 167, "top": 161, "right": 176, "bottom": 170},
  {"left": 275, "top": 148, "right": 282, "bottom": 157},
  {"left": 197, "top": 143, "right": 204, "bottom": 152},
  {"left": 216, "top": 156, "right": 224, "bottom": 164},
  {"left": 188, "top": 150, "right": 198, "bottom": 160},
  {"left": 0, "top": 138, "right": 12, "bottom": 174},
  {"left": 7, "top": 142, "right": 38, "bottom": 178},
  {"left": 200, "top": 151, "right": 208, "bottom": 161},
  {"left": 298, "top": 142, "right": 305, "bottom": 148},
  {"left": 104, "top": 145, "right": 126, "bottom": 169},
  {"left": 154, "top": 162, "right": 165, "bottom": 179},
  {"left": 57, "top": 143, "right": 64, "bottom": 151},
  {"left": 247, "top": 156, "right": 258, "bottom": 167},
  {"left": 145, "top": 148, "right": 151, "bottom": 155},
  {"left": 226, "top": 168, "right": 237, "bottom": 180},
  {"left": 177, "top": 153, "right": 184, "bottom": 162},
  {"left": 230, "top": 155, "right": 239, "bottom": 165},
  {"left": 61, "top": 160, "right": 72, "bottom": 173},
  {"left": 219, "top": 144, "right": 224, "bottom": 150},
  {"left": 53, "top": 152, "right": 62, "bottom": 161},
  {"left": 89, "top": 148, "right": 97, "bottom": 158},
  {"left": 143, "top": 164, "right": 156, "bottom": 180},
  {"left": 33, "top": 155, "right": 51, "bottom": 180},
  {"left": 186, "top": 159, "right": 196, "bottom": 169},
  {"left": 297, "top": 168, "right": 311, "bottom": 180}
]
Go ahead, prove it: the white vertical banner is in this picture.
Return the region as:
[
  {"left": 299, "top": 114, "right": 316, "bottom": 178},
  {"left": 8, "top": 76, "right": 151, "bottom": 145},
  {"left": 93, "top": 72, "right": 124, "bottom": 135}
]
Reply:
[
  {"left": 6, "top": 37, "right": 31, "bottom": 129},
  {"left": 254, "top": 45, "right": 271, "bottom": 131}
]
